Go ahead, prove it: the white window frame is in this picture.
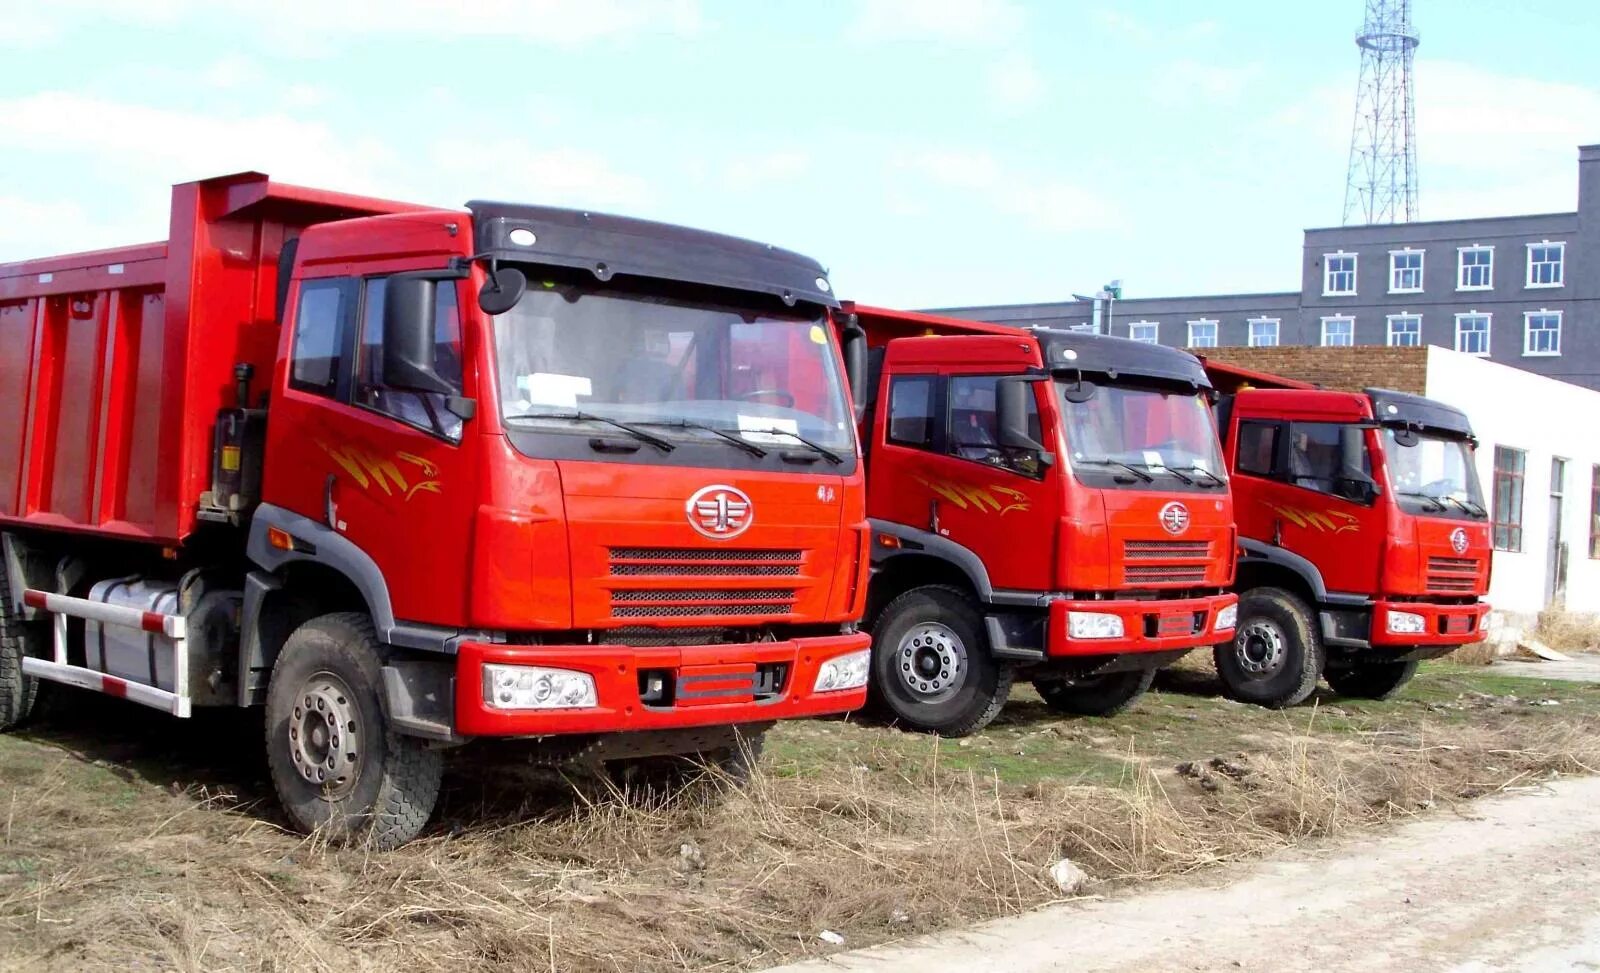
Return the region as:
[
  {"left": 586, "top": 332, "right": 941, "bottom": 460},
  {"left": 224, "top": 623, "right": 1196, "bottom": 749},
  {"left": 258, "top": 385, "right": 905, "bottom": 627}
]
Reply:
[
  {"left": 1457, "top": 245, "right": 1494, "bottom": 291},
  {"left": 1323, "top": 252, "right": 1358, "bottom": 296},
  {"left": 1386, "top": 313, "right": 1422, "bottom": 347},
  {"left": 1320, "top": 315, "right": 1355, "bottom": 347},
  {"left": 1388, "top": 249, "right": 1424, "bottom": 294},
  {"left": 1523, "top": 309, "right": 1562, "bottom": 356},
  {"left": 1186, "top": 319, "right": 1218, "bottom": 348},
  {"left": 1454, "top": 311, "right": 1492, "bottom": 356},
  {"left": 1127, "top": 320, "right": 1160, "bottom": 344},
  {"left": 1526, "top": 241, "right": 1565, "bottom": 289},
  {"left": 1247, "top": 317, "right": 1280, "bottom": 348}
]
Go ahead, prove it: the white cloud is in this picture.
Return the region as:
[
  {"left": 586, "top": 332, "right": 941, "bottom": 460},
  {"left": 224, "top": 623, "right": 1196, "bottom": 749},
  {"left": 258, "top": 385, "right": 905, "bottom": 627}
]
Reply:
[
  {"left": 985, "top": 53, "right": 1045, "bottom": 112},
  {"left": 849, "top": 0, "right": 1024, "bottom": 45},
  {"left": 897, "top": 149, "right": 1118, "bottom": 232},
  {"left": 720, "top": 151, "right": 812, "bottom": 192},
  {"left": 431, "top": 143, "right": 651, "bottom": 210},
  {"left": 1149, "top": 59, "right": 1261, "bottom": 106}
]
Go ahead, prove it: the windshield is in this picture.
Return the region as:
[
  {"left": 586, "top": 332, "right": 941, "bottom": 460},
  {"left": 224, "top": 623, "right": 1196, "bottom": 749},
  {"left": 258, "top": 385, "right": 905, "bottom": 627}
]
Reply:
[
  {"left": 1380, "top": 429, "right": 1485, "bottom": 514},
  {"left": 1058, "top": 381, "right": 1224, "bottom": 486},
  {"left": 491, "top": 273, "right": 853, "bottom": 454}
]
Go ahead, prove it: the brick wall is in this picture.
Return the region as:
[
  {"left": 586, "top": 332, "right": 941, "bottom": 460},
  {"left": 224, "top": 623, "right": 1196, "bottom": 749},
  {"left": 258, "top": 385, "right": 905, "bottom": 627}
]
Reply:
[{"left": 1199, "top": 346, "right": 1428, "bottom": 394}]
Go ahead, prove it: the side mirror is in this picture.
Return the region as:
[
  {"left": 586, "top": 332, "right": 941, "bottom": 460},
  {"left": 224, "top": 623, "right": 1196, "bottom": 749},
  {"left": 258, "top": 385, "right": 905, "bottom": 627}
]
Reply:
[
  {"left": 1337, "top": 471, "right": 1381, "bottom": 504},
  {"left": 479, "top": 265, "right": 527, "bottom": 316},
  {"left": 382, "top": 277, "right": 454, "bottom": 395},
  {"left": 996, "top": 377, "right": 1046, "bottom": 451},
  {"left": 1392, "top": 426, "right": 1419, "bottom": 447},
  {"left": 1061, "top": 379, "right": 1098, "bottom": 404},
  {"left": 841, "top": 318, "right": 869, "bottom": 422}
]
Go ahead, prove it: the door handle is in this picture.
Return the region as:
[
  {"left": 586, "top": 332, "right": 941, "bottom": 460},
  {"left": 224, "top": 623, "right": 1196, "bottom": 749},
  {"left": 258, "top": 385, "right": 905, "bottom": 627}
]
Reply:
[
  {"left": 929, "top": 499, "right": 942, "bottom": 537},
  {"left": 325, "top": 474, "right": 339, "bottom": 531}
]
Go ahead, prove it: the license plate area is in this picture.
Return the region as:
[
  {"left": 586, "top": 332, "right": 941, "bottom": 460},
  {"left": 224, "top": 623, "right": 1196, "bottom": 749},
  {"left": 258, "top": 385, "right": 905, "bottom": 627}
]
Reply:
[{"left": 670, "top": 663, "right": 757, "bottom": 707}]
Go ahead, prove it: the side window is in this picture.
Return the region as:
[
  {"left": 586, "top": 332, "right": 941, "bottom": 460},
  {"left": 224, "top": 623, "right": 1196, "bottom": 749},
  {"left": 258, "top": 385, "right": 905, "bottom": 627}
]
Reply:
[
  {"left": 1236, "top": 421, "right": 1279, "bottom": 477},
  {"left": 1286, "top": 421, "right": 1373, "bottom": 502},
  {"left": 887, "top": 376, "right": 935, "bottom": 448},
  {"left": 357, "top": 278, "right": 465, "bottom": 442},
  {"left": 290, "top": 279, "right": 354, "bottom": 397},
  {"left": 947, "top": 375, "right": 1043, "bottom": 477}
]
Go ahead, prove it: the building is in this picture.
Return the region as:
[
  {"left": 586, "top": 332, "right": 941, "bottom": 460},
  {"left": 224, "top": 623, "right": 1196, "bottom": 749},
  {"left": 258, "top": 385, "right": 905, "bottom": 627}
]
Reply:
[
  {"left": 933, "top": 144, "right": 1600, "bottom": 391},
  {"left": 1197, "top": 344, "right": 1600, "bottom": 620}
]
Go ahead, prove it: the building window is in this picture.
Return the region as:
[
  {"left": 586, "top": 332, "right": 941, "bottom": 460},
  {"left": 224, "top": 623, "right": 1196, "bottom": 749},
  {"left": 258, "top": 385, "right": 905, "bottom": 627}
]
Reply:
[
  {"left": 1247, "top": 318, "right": 1280, "bottom": 347},
  {"left": 1186, "top": 319, "right": 1218, "bottom": 348},
  {"left": 1323, "top": 253, "right": 1357, "bottom": 296},
  {"left": 1128, "top": 320, "right": 1159, "bottom": 344},
  {"left": 1589, "top": 465, "right": 1600, "bottom": 559},
  {"left": 1527, "top": 242, "right": 1565, "bottom": 288},
  {"left": 1320, "top": 316, "right": 1355, "bottom": 347},
  {"left": 1458, "top": 246, "right": 1493, "bottom": 290},
  {"left": 1455, "top": 312, "right": 1491, "bottom": 356},
  {"left": 1389, "top": 250, "right": 1423, "bottom": 293},
  {"left": 1386, "top": 314, "right": 1421, "bottom": 347},
  {"left": 1524, "top": 310, "right": 1562, "bottom": 356},
  {"left": 1491, "top": 445, "right": 1526, "bottom": 552}
]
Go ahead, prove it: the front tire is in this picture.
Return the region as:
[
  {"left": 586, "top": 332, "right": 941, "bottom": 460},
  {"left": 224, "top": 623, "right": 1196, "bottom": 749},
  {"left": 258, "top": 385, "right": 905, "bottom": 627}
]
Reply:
[
  {"left": 1034, "top": 667, "right": 1156, "bottom": 717},
  {"left": 265, "top": 612, "right": 443, "bottom": 849},
  {"left": 1325, "top": 660, "right": 1418, "bottom": 700},
  {"left": 1213, "top": 587, "right": 1323, "bottom": 709},
  {"left": 0, "top": 557, "right": 43, "bottom": 732},
  {"left": 869, "top": 585, "right": 1011, "bottom": 736}
]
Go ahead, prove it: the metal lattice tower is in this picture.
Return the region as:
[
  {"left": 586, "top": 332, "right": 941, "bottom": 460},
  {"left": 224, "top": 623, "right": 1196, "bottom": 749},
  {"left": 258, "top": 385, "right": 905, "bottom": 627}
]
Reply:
[{"left": 1342, "top": 0, "right": 1419, "bottom": 225}]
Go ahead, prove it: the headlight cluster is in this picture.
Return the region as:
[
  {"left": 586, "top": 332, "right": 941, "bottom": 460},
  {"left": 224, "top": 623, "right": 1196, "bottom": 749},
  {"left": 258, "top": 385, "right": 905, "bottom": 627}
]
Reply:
[
  {"left": 1214, "top": 604, "right": 1238, "bottom": 633},
  {"left": 482, "top": 664, "right": 598, "bottom": 710},
  {"left": 1386, "top": 609, "right": 1427, "bottom": 635},
  {"left": 1068, "top": 611, "right": 1125, "bottom": 640},
  {"left": 813, "top": 649, "right": 871, "bottom": 693}
]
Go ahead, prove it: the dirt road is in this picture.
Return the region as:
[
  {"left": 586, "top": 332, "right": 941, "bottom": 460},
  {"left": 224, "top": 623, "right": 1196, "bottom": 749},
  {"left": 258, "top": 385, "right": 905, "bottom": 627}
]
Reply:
[{"left": 769, "top": 775, "right": 1600, "bottom": 973}]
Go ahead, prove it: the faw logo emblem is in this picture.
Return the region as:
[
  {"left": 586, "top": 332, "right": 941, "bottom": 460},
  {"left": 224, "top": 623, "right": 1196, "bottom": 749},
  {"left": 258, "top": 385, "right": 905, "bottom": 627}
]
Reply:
[
  {"left": 1450, "top": 527, "right": 1469, "bottom": 555},
  {"left": 686, "top": 485, "right": 754, "bottom": 540},
  {"left": 1159, "top": 501, "right": 1190, "bottom": 536}
]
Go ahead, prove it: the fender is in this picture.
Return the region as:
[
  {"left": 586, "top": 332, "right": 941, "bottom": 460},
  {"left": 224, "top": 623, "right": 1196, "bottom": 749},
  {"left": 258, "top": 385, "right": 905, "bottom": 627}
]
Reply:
[
  {"left": 1237, "top": 537, "right": 1365, "bottom": 604},
  {"left": 869, "top": 518, "right": 994, "bottom": 601}
]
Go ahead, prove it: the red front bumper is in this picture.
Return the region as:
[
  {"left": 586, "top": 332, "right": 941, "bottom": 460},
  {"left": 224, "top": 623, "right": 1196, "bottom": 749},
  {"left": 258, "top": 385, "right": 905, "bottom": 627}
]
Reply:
[
  {"left": 1045, "top": 592, "right": 1239, "bottom": 657},
  {"left": 453, "top": 633, "right": 870, "bottom": 737},
  {"left": 1368, "top": 599, "right": 1490, "bottom": 647}
]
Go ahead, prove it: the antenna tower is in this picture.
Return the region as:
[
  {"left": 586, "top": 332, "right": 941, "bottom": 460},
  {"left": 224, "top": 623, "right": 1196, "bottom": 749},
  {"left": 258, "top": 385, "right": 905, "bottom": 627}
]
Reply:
[{"left": 1342, "top": 0, "right": 1419, "bottom": 225}]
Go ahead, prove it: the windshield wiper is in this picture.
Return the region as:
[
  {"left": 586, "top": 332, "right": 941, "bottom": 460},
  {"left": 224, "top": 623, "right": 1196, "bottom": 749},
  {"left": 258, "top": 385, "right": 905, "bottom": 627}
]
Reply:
[
  {"left": 503, "top": 411, "right": 675, "bottom": 453},
  {"left": 1154, "top": 465, "right": 1195, "bottom": 485},
  {"left": 1076, "top": 457, "right": 1154, "bottom": 483},
  {"left": 1438, "top": 494, "right": 1487, "bottom": 518},
  {"left": 1397, "top": 490, "right": 1447, "bottom": 512},
  {"left": 743, "top": 427, "right": 844, "bottom": 465},
  {"left": 1168, "top": 464, "right": 1225, "bottom": 487},
  {"left": 638, "top": 419, "right": 768, "bottom": 458}
]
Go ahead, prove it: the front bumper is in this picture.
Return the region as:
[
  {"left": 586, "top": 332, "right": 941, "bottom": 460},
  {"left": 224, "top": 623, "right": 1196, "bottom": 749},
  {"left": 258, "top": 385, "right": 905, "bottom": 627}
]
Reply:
[
  {"left": 1045, "top": 592, "right": 1239, "bottom": 657},
  {"left": 1367, "top": 599, "right": 1489, "bottom": 647},
  {"left": 453, "top": 633, "right": 870, "bottom": 737}
]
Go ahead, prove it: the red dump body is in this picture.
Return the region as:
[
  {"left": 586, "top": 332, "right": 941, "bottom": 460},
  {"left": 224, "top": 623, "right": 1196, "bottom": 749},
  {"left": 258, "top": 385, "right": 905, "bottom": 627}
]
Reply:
[{"left": 0, "top": 173, "right": 420, "bottom": 545}]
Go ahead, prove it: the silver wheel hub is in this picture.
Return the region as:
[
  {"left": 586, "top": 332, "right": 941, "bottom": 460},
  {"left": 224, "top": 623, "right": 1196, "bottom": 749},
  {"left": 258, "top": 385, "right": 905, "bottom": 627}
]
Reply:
[
  {"left": 289, "top": 673, "right": 361, "bottom": 798},
  {"left": 897, "top": 622, "right": 966, "bottom": 703},
  {"left": 1234, "top": 620, "right": 1286, "bottom": 676}
]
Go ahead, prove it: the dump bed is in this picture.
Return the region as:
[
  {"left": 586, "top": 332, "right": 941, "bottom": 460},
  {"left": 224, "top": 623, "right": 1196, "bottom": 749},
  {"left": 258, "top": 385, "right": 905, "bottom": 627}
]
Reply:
[{"left": 0, "top": 172, "right": 421, "bottom": 545}]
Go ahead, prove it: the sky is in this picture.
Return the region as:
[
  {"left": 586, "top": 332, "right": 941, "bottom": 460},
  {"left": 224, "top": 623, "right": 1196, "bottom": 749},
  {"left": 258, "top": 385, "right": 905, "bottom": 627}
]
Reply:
[{"left": 1, "top": 0, "right": 1597, "bottom": 309}]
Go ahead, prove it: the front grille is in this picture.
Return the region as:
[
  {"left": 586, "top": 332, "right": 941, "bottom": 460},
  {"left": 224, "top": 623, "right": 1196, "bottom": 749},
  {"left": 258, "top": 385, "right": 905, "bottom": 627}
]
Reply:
[
  {"left": 1124, "top": 564, "right": 1208, "bottom": 584},
  {"left": 1124, "top": 540, "right": 1211, "bottom": 560},
  {"left": 612, "top": 603, "right": 794, "bottom": 619},
  {"left": 610, "top": 547, "right": 802, "bottom": 562},
  {"left": 606, "top": 547, "right": 808, "bottom": 620},
  {"left": 613, "top": 588, "right": 796, "bottom": 603},
  {"left": 1427, "top": 556, "right": 1480, "bottom": 593},
  {"left": 611, "top": 562, "right": 798, "bottom": 577}
]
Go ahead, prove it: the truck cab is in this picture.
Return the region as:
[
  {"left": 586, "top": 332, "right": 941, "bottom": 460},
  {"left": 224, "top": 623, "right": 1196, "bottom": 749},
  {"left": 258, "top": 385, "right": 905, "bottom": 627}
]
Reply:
[
  {"left": 846, "top": 306, "right": 1238, "bottom": 734},
  {"left": 1213, "top": 381, "right": 1491, "bottom": 706}
]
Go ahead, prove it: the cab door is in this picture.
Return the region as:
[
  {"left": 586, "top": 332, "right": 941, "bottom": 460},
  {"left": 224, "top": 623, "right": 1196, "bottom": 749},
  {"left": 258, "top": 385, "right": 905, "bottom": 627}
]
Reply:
[
  {"left": 1230, "top": 417, "right": 1384, "bottom": 595},
  {"left": 264, "top": 241, "right": 481, "bottom": 628}
]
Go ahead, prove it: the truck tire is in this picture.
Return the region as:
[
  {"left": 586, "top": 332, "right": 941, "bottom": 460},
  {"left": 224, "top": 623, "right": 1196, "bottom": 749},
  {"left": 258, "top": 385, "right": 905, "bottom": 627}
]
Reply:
[
  {"left": 1213, "top": 587, "right": 1323, "bottom": 709},
  {"left": 869, "top": 585, "right": 1011, "bottom": 736},
  {"left": 265, "top": 612, "right": 443, "bottom": 849},
  {"left": 1325, "top": 660, "right": 1418, "bottom": 700},
  {"left": 0, "top": 559, "right": 43, "bottom": 732},
  {"left": 1033, "top": 667, "right": 1156, "bottom": 717}
]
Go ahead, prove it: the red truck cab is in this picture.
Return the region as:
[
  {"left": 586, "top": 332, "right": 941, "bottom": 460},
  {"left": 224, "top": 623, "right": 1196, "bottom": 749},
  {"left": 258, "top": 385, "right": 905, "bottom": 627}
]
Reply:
[
  {"left": 1210, "top": 375, "right": 1491, "bottom": 707},
  {"left": 844, "top": 306, "right": 1238, "bottom": 734}
]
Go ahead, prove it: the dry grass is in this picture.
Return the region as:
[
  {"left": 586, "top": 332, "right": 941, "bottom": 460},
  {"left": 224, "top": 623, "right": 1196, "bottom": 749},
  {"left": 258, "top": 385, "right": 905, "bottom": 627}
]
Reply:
[
  {"left": 1443, "top": 639, "right": 1500, "bottom": 666},
  {"left": 0, "top": 666, "right": 1596, "bottom": 972},
  {"left": 1535, "top": 610, "right": 1600, "bottom": 654}
]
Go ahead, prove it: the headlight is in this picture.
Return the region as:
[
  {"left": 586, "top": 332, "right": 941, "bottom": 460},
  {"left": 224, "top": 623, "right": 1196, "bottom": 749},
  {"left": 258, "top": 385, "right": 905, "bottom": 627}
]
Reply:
[
  {"left": 1214, "top": 603, "right": 1238, "bottom": 633},
  {"left": 813, "top": 649, "right": 870, "bottom": 693},
  {"left": 1068, "top": 611, "right": 1125, "bottom": 640},
  {"left": 1386, "top": 610, "right": 1427, "bottom": 635},
  {"left": 482, "top": 664, "right": 598, "bottom": 710}
]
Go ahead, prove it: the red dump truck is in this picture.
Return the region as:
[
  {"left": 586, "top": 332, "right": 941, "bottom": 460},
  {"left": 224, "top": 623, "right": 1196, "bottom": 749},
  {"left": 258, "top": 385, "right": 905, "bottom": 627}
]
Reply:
[
  {"left": 1202, "top": 361, "right": 1491, "bottom": 707},
  {"left": 838, "top": 306, "right": 1238, "bottom": 734},
  {"left": 0, "top": 171, "right": 873, "bottom": 846}
]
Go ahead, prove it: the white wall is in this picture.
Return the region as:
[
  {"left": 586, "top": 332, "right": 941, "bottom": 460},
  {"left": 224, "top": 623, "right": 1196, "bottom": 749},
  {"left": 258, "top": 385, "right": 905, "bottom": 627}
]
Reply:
[{"left": 1423, "top": 347, "right": 1600, "bottom": 617}]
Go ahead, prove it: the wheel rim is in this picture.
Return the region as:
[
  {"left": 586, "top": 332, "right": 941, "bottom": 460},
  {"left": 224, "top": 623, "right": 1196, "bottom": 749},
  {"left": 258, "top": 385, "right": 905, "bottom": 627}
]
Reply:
[
  {"left": 1233, "top": 619, "right": 1286, "bottom": 677},
  {"left": 896, "top": 622, "right": 966, "bottom": 703},
  {"left": 288, "top": 671, "right": 362, "bottom": 799}
]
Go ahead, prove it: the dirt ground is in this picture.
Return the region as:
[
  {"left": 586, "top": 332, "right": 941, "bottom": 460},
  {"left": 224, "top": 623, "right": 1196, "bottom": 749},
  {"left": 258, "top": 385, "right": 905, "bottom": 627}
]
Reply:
[{"left": 0, "top": 657, "right": 1596, "bottom": 972}]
